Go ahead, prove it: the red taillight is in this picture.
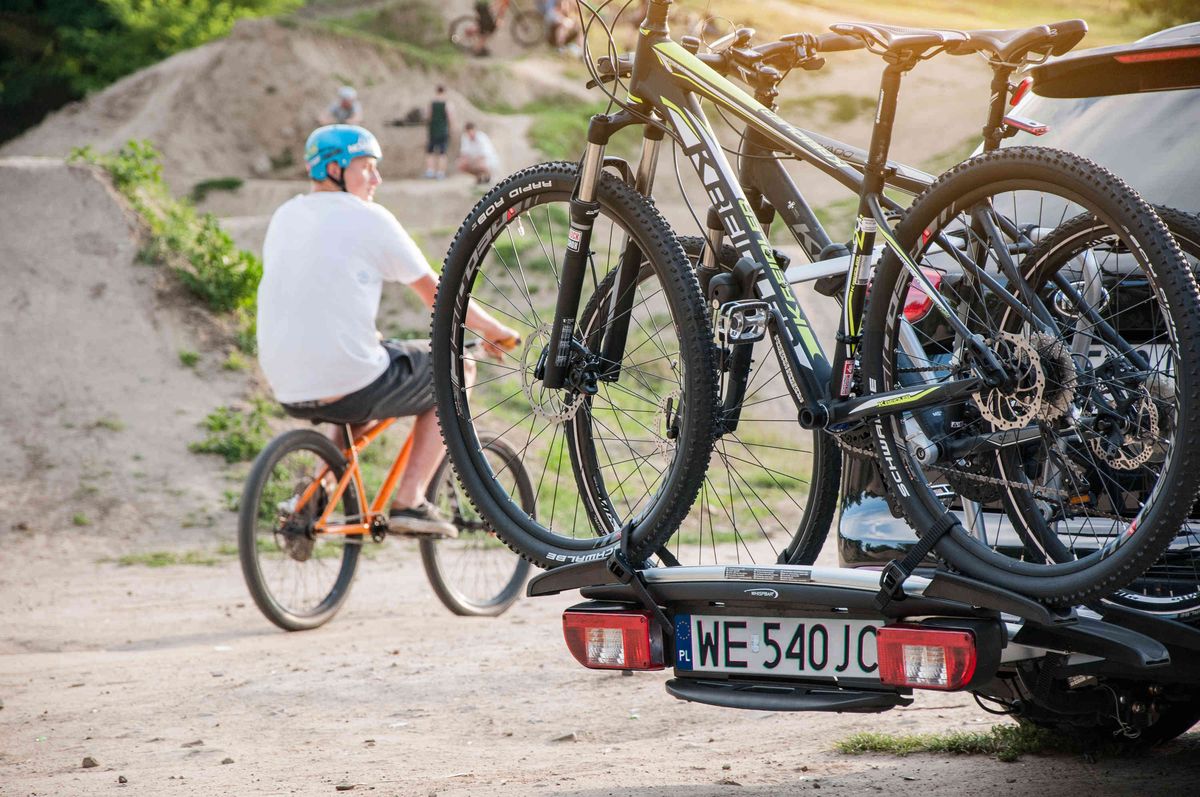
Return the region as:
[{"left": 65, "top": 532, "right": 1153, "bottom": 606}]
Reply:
[
  {"left": 1010, "top": 76, "right": 1033, "bottom": 107},
  {"left": 562, "top": 610, "right": 664, "bottom": 670},
  {"left": 1115, "top": 46, "right": 1200, "bottom": 64},
  {"left": 903, "top": 269, "right": 942, "bottom": 323},
  {"left": 877, "top": 624, "right": 977, "bottom": 691}
]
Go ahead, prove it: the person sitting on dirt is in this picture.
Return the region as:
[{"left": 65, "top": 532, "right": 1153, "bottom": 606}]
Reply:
[
  {"left": 424, "top": 86, "right": 452, "bottom": 179},
  {"left": 547, "top": 0, "right": 581, "bottom": 54},
  {"left": 256, "top": 124, "right": 518, "bottom": 537},
  {"left": 456, "top": 122, "right": 500, "bottom": 185},
  {"left": 320, "top": 86, "right": 363, "bottom": 125}
]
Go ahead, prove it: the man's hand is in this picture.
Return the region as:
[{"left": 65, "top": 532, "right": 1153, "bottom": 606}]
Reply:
[{"left": 481, "top": 326, "right": 521, "bottom": 361}]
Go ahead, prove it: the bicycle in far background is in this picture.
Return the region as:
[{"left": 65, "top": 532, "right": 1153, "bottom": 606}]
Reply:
[{"left": 449, "top": 0, "right": 547, "bottom": 55}]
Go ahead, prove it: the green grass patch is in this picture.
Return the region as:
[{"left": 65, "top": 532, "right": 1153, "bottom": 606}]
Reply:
[
  {"left": 72, "top": 513, "right": 90, "bottom": 527},
  {"left": 178, "top": 349, "right": 200, "bottom": 368},
  {"left": 190, "top": 177, "right": 244, "bottom": 203},
  {"left": 222, "top": 350, "right": 249, "bottom": 371},
  {"left": 920, "top": 136, "right": 982, "bottom": 176},
  {"left": 836, "top": 724, "right": 1071, "bottom": 762},
  {"left": 309, "top": 0, "right": 461, "bottom": 71},
  {"left": 782, "top": 93, "right": 876, "bottom": 125},
  {"left": 70, "top": 141, "right": 260, "bottom": 347},
  {"left": 478, "top": 94, "right": 639, "bottom": 161},
  {"left": 115, "top": 548, "right": 232, "bottom": 567},
  {"left": 189, "top": 400, "right": 272, "bottom": 463},
  {"left": 92, "top": 415, "right": 126, "bottom": 432}
]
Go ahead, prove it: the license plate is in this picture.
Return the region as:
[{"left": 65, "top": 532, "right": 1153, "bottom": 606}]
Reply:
[{"left": 674, "top": 614, "right": 880, "bottom": 679}]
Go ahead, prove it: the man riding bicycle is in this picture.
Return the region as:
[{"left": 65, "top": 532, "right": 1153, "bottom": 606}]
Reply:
[{"left": 256, "top": 124, "right": 518, "bottom": 537}]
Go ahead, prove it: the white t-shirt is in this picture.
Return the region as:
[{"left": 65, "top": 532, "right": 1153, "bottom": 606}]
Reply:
[{"left": 257, "top": 192, "right": 434, "bottom": 403}]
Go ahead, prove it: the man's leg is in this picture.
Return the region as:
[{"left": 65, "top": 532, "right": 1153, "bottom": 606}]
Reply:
[
  {"left": 392, "top": 358, "right": 473, "bottom": 509},
  {"left": 390, "top": 408, "right": 445, "bottom": 510}
]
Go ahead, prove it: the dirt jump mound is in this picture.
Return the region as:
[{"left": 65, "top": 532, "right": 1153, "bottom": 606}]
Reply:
[{"left": 0, "top": 157, "right": 246, "bottom": 545}]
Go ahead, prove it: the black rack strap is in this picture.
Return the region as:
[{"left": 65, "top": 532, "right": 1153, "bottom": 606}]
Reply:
[{"left": 875, "top": 512, "right": 958, "bottom": 610}]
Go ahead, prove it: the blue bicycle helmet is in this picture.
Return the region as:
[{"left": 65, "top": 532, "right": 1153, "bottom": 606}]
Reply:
[{"left": 304, "top": 124, "right": 382, "bottom": 184}]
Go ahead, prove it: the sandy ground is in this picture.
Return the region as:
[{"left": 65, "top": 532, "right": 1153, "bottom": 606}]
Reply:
[{"left": 3, "top": 534, "right": 1200, "bottom": 796}]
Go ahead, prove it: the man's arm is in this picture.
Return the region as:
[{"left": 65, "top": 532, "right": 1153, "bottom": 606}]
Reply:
[{"left": 408, "top": 274, "right": 518, "bottom": 356}]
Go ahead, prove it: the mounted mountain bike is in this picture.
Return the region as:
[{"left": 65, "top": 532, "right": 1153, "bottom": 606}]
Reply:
[{"left": 431, "top": 0, "right": 1200, "bottom": 607}]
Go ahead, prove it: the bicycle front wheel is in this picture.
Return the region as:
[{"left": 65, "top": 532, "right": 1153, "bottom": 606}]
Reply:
[
  {"left": 238, "top": 429, "right": 362, "bottom": 631},
  {"left": 861, "top": 147, "right": 1200, "bottom": 606},
  {"left": 448, "top": 15, "right": 482, "bottom": 53},
  {"left": 431, "top": 162, "right": 718, "bottom": 569},
  {"left": 570, "top": 236, "right": 841, "bottom": 566},
  {"left": 420, "top": 435, "right": 533, "bottom": 616}
]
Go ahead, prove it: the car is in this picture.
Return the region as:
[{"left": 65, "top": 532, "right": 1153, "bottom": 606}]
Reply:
[{"left": 837, "top": 22, "right": 1200, "bottom": 619}]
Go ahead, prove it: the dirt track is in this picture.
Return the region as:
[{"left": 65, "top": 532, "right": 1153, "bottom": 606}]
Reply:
[{"left": 3, "top": 535, "right": 1200, "bottom": 796}]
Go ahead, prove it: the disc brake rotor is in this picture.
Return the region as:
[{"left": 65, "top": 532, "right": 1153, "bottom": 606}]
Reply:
[
  {"left": 972, "top": 332, "right": 1043, "bottom": 431},
  {"left": 1089, "top": 388, "right": 1160, "bottom": 470},
  {"left": 520, "top": 323, "right": 583, "bottom": 423}
]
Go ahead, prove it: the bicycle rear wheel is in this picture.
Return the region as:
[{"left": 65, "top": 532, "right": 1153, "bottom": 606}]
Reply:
[
  {"left": 510, "top": 10, "right": 546, "bottom": 47},
  {"left": 570, "top": 236, "right": 841, "bottom": 566},
  {"left": 238, "top": 429, "right": 362, "bottom": 631},
  {"left": 420, "top": 435, "right": 533, "bottom": 616},
  {"left": 1101, "top": 207, "right": 1200, "bottom": 618},
  {"left": 862, "top": 148, "right": 1200, "bottom": 606},
  {"left": 431, "top": 162, "right": 717, "bottom": 569}
]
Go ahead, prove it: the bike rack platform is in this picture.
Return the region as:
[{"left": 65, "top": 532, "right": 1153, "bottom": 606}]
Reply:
[{"left": 531, "top": 559, "right": 1188, "bottom": 711}]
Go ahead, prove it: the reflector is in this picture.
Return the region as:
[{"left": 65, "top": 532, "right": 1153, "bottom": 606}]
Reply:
[
  {"left": 877, "top": 624, "right": 977, "bottom": 690},
  {"left": 562, "top": 610, "right": 664, "bottom": 670}
]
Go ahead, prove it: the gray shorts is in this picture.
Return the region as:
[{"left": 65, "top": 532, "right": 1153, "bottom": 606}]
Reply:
[{"left": 282, "top": 339, "right": 434, "bottom": 425}]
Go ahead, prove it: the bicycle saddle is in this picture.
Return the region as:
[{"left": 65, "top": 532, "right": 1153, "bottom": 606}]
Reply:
[
  {"left": 949, "top": 19, "right": 1088, "bottom": 63},
  {"left": 829, "top": 22, "right": 967, "bottom": 56}
]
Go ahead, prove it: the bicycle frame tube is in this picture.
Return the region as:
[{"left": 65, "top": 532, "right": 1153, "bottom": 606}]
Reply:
[
  {"left": 308, "top": 418, "right": 414, "bottom": 536},
  {"left": 628, "top": 23, "right": 996, "bottom": 417}
]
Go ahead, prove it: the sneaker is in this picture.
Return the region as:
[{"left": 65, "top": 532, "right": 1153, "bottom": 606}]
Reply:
[
  {"left": 423, "top": 169, "right": 436, "bottom": 179},
  {"left": 388, "top": 501, "right": 458, "bottom": 538}
]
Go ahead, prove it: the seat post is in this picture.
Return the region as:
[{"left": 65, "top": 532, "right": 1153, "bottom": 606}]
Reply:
[
  {"left": 981, "top": 64, "right": 1016, "bottom": 152},
  {"left": 862, "top": 58, "right": 912, "bottom": 198}
]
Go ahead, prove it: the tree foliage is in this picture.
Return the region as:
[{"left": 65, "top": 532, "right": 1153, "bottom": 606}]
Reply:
[
  {"left": 0, "top": 0, "right": 300, "bottom": 143},
  {"left": 1127, "top": 0, "right": 1197, "bottom": 27}
]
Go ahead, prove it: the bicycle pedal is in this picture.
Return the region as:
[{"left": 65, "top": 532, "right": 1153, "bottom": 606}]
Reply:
[{"left": 715, "top": 300, "right": 770, "bottom": 345}]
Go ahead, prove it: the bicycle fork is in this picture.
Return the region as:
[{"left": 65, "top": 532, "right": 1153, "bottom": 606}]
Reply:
[
  {"left": 542, "top": 136, "right": 604, "bottom": 389},
  {"left": 544, "top": 117, "right": 663, "bottom": 390}
]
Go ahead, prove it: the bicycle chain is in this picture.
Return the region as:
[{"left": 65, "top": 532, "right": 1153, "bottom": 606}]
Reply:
[{"left": 828, "top": 427, "right": 1123, "bottom": 519}]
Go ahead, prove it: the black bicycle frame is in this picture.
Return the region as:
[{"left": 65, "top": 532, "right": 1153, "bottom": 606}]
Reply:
[{"left": 541, "top": 2, "right": 996, "bottom": 429}]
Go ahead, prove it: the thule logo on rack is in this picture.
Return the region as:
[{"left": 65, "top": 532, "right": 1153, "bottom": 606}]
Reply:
[{"left": 744, "top": 588, "right": 779, "bottom": 599}]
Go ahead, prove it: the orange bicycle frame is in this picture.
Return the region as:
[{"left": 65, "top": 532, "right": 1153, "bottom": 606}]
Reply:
[{"left": 290, "top": 418, "right": 415, "bottom": 537}]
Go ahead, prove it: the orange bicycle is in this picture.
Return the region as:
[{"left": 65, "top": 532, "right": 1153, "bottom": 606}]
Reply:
[
  {"left": 238, "top": 345, "right": 532, "bottom": 630},
  {"left": 449, "top": 0, "right": 546, "bottom": 53}
]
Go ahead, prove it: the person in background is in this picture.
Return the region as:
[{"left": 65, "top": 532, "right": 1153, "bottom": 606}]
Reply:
[
  {"left": 456, "top": 122, "right": 500, "bottom": 185},
  {"left": 472, "top": 0, "right": 496, "bottom": 57},
  {"left": 257, "top": 124, "right": 518, "bottom": 536},
  {"left": 320, "top": 86, "right": 362, "bottom": 125},
  {"left": 548, "top": 0, "right": 580, "bottom": 54},
  {"left": 424, "top": 86, "right": 452, "bottom": 179}
]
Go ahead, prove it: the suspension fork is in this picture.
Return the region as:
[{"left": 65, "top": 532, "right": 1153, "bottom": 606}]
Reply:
[
  {"left": 598, "top": 125, "right": 665, "bottom": 381},
  {"left": 542, "top": 121, "right": 608, "bottom": 389}
]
